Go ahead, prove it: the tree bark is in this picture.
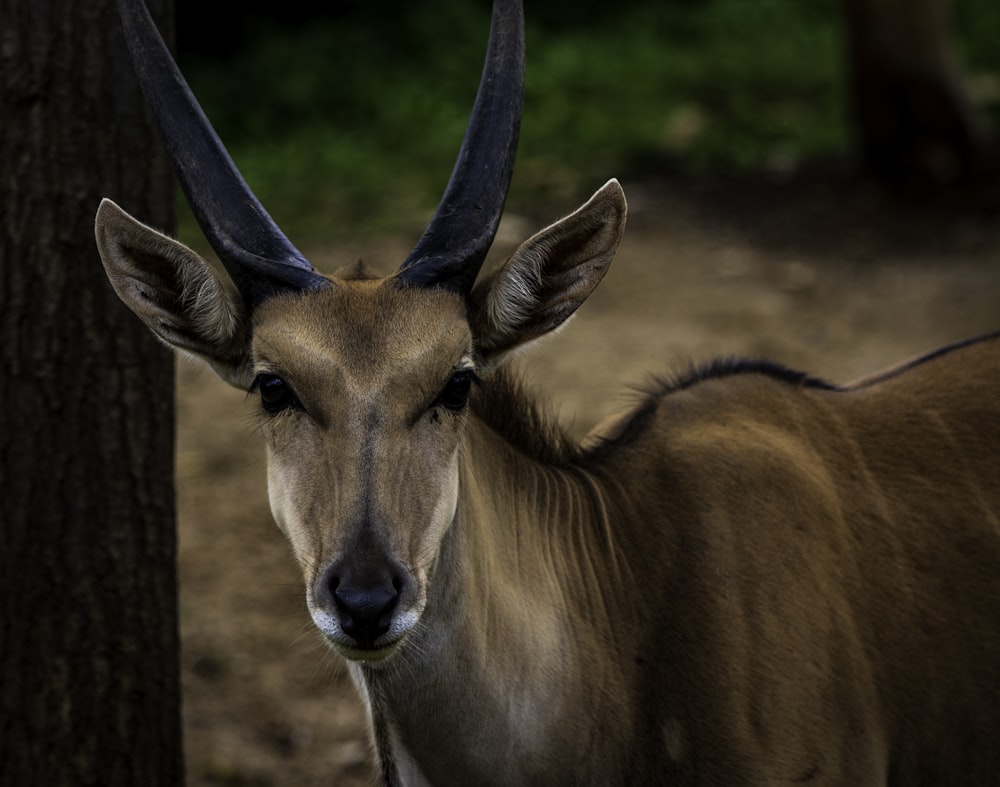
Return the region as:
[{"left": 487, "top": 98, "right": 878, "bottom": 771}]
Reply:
[
  {"left": 843, "top": 0, "right": 985, "bottom": 183},
  {"left": 0, "top": 0, "right": 182, "bottom": 784}
]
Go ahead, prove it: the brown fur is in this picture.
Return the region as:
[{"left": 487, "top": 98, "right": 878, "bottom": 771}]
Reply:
[
  {"left": 470, "top": 367, "right": 580, "bottom": 466},
  {"left": 97, "top": 164, "right": 1000, "bottom": 787}
]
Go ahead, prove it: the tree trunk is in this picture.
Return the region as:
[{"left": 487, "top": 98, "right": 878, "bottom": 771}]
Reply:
[
  {"left": 0, "top": 0, "right": 182, "bottom": 784},
  {"left": 843, "top": 0, "right": 985, "bottom": 183}
]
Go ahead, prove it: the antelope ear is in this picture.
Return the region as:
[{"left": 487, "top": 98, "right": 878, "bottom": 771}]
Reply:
[
  {"left": 95, "top": 198, "right": 252, "bottom": 387},
  {"left": 470, "top": 179, "right": 626, "bottom": 365}
]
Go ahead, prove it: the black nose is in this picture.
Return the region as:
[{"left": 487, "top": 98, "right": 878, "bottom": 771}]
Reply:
[{"left": 321, "top": 561, "right": 406, "bottom": 649}]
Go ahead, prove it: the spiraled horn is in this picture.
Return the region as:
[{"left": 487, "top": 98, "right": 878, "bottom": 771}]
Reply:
[
  {"left": 396, "top": 0, "right": 525, "bottom": 295},
  {"left": 118, "top": 0, "right": 330, "bottom": 309}
]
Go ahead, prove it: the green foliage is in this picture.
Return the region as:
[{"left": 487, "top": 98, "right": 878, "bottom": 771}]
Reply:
[
  {"left": 519, "top": 0, "right": 845, "bottom": 186},
  {"left": 176, "top": 0, "right": 996, "bottom": 244},
  {"left": 955, "top": 0, "right": 1000, "bottom": 134}
]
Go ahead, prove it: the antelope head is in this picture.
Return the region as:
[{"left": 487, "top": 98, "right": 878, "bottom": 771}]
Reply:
[{"left": 96, "top": 0, "right": 626, "bottom": 662}]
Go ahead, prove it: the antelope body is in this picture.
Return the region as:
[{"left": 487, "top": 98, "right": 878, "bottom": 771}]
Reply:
[{"left": 96, "top": 0, "right": 1000, "bottom": 784}]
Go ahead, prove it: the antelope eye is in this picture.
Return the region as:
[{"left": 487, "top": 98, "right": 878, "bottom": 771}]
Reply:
[
  {"left": 251, "top": 373, "right": 300, "bottom": 414},
  {"left": 435, "top": 369, "right": 478, "bottom": 412}
]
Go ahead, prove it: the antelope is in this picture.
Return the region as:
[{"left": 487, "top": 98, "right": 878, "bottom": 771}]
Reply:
[{"left": 95, "top": 0, "right": 1000, "bottom": 784}]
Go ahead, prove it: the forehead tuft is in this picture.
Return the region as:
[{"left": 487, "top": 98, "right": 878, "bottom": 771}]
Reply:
[{"left": 250, "top": 277, "right": 472, "bottom": 383}]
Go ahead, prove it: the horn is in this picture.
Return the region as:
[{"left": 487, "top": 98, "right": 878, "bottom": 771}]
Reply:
[
  {"left": 117, "top": 0, "right": 330, "bottom": 309},
  {"left": 396, "top": 0, "right": 525, "bottom": 295}
]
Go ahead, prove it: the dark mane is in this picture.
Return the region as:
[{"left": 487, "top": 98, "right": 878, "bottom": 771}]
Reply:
[
  {"left": 582, "top": 356, "right": 836, "bottom": 460},
  {"left": 661, "top": 357, "right": 837, "bottom": 394},
  {"left": 472, "top": 358, "right": 833, "bottom": 465},
  {"left": 843, "top": 331, "right": 1000, "bottom": 390},
  {"left": 471, "top": 367, "right": 581, "bottom": 466}
]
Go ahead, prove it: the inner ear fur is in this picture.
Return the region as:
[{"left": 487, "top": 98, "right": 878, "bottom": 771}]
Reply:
[
  {"left": 470, "top": 179, "right": 627, "bottom": 364},
  {"left": 94, "top": 198, "right": 252, "bottom": 387}
]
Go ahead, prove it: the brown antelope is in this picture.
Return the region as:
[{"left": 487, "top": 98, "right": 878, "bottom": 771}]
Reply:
[{"left": 95, "top": 0, "right": 1000, "bottom": 784}]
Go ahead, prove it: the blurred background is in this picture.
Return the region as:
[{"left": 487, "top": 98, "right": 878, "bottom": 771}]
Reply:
[{"left": 172, "top": 0, "right": 1000, "bottom": 245}]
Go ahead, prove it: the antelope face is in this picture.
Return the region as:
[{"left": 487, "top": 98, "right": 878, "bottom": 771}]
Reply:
[
  {"left": 96, "top": 0, "right": 626, "bottom": 664},
  {"left": 252, "top": 281, "right": 473, "bottom": 660},
  {"left": 96, "top": 175, "right": 626, "bottom": 662}
]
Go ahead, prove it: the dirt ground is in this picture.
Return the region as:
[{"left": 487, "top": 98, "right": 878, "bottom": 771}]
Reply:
[{"left": 175, "top": 171, "right": 1000, "bottom": 786}]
